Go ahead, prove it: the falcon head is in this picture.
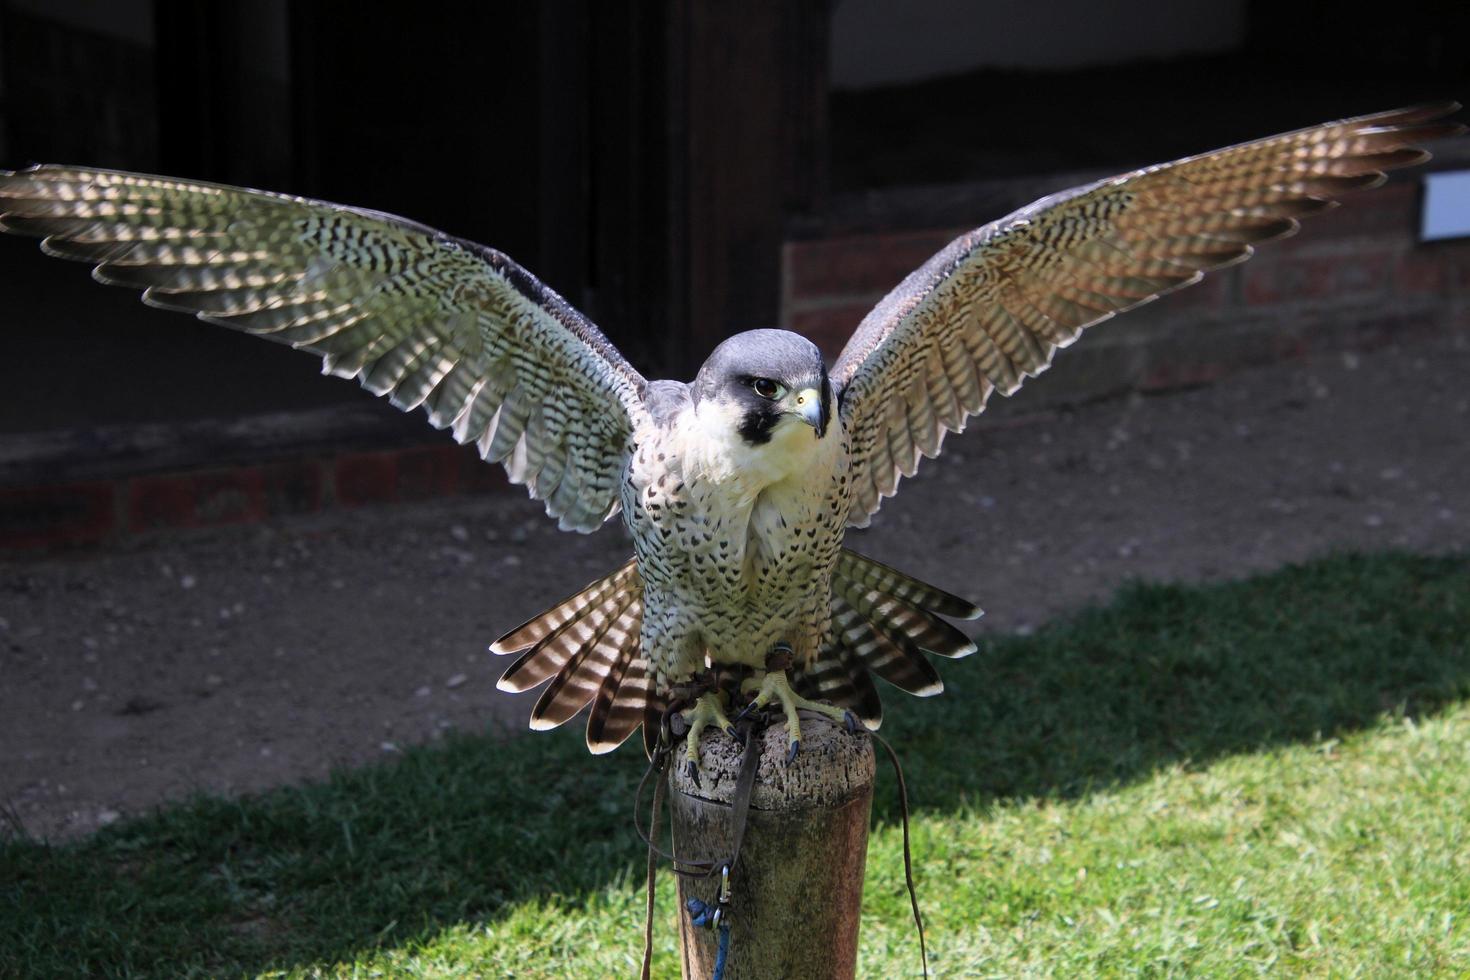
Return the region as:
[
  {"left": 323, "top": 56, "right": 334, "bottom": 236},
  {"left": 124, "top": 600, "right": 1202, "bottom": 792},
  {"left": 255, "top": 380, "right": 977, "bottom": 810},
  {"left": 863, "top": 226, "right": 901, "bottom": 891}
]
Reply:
[{"left": 693, "top": 329, "right": 832, "bottom": 447}]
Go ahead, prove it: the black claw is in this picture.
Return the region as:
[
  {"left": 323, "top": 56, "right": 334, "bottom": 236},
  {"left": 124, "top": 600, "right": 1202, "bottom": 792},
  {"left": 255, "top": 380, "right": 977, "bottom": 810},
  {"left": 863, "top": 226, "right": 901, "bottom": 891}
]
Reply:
[
  {"left": 733, "top": 703, "right": 756, "bottom": 724},
  {"left": 723, "top": 725, "right": 739, "bottom": 741},
  {"left": 786, "top": 740, "right": 801, "bottom": 765},
  {"left": 685, "top": 759, "right": 698, "bottom": 781},
  {"left": 843, "top": 710, "right": 859, "bottom": 734}
]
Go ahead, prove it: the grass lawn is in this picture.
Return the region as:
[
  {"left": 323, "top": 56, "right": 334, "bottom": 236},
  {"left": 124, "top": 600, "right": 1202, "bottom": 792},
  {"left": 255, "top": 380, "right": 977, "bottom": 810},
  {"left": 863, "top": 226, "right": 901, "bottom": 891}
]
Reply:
[{"left": 3, "top": 551, "right": 1468, "bottom": 977}]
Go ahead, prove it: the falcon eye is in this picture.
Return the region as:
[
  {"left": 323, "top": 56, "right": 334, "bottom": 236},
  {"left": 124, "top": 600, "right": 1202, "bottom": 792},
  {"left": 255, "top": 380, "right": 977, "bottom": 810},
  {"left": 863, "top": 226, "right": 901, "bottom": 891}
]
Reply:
[{"left": 749, "top": 377, "right": 783, "bottom": 400}]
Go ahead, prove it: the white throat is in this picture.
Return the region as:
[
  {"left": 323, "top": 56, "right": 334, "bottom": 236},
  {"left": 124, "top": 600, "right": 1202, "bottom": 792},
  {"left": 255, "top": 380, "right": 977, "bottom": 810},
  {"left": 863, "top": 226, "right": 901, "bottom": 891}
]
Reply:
[{"left": 681, "top": 397, "right": 833, "bottom": 493}]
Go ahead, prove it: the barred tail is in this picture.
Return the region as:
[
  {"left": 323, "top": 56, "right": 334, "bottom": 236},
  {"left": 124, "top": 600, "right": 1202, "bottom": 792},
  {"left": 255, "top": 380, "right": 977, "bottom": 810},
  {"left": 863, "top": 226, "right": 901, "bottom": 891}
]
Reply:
[
  {"left": 491, "top": 548, "right": 980, "bottom": 755},
  {"left": 795, "top": 548, "right": 981, "bottom": 729},
  {"left": 491, "top": 557, "right": 661, "bottom": 756}
]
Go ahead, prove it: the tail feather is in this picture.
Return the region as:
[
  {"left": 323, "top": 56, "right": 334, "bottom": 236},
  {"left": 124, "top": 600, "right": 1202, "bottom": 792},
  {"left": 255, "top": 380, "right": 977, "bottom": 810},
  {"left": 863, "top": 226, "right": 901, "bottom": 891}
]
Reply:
[
  {"left": 496, "top": 585, "right": 628, "bottom": 694},
  {"left": 587, "top": 643, "right": 652, "bottom": 755},
  {"left": 834, "top": 549, "right": 982, "bottom": 621},
  {"left": 832, "top": 577, "right": 945, "bottom": 696},
  {"left": 828, "top": 585, "right": 944, "bottom": 697},
  {"left": 490, "top": 547, "right": 980, "bottom": 756},
  {"left": 492, "top": 560, "right": 632, "bottom": 652},
  {"left": 795, "top": 631, "right": 884, "bottom": 726},
  {"left": 791, "top": 549, "right": 982, "bottom": 730},
  {"left": 867, "top": 591, "right": 978, "bottom": 659},
  {"left": 528, "top": 587, "right": 640, "bottom": 729},
  {"left": 642, "top": 694, "right": 669, "bottom": 758},
  {"left": 493, "top": 557, "right": 638, "bottom": 692},
  {"left": 583, "top": 645, "right": 635, "bottom": 754},
  {"left": 527, "top": 635, "right": 619, "bottom": 730}
]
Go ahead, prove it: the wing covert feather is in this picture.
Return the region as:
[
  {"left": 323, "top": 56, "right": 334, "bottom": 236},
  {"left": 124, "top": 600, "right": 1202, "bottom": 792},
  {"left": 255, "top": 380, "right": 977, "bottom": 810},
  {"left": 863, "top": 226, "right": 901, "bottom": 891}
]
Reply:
[
  {"left": 0, "top": 166, "right": 649, "bottom": 532},
  {"left": 832, "top": 103, "right": 1464, "bottom": 525}
]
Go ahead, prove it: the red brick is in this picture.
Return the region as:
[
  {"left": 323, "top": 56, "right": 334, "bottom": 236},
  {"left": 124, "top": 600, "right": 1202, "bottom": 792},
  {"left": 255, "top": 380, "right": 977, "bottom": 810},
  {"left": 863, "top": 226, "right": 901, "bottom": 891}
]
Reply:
[
  {"left": 127, "top": 474, "right": 197, "bottom": 531},
  {"left": 1242, "top": 254, "right": 1331, "bottom": 305},
  {"left": 1296, "top": 312, "right": 1442, "bottom": 354},
  {"left": 192, "top": 470, "right": 267, "bottom": 525},
  {"left": 128, "top": 470, "right": 269, "bottom": 532},
  {"left": 259, "top": 459, "right": 325, "bottom": 516},
  {"left": 0, "top": 482, "right": 116, "bottom": 549},
  {"left": 1395, "top": 241, "right": 1470, "bottom": 295},
  {"left": 787, "top": 302, "right": 876, "bottom": 361},
  {"left": 334, "top": 452, "right": 398, "bottom": 507},
  {"left": 1242, "top": 248, "right": 1392, "bottom": 306},
  {"left": 1149, "top": 267, "right": 1233, "bottom": 315},
  {"left": 396, "top": 445, "right": 462, "bottom": 501},
  {"left": 1333, "top": 251, "right": 1395, "bottom": 295},
  {"left": 1138, "top": 359, "right": 1231, "bottom": 392},
  {"left": 784, "top": 228, "right": 964, "bottom": 302},
  {"left": 458, "top": 445, "right": 516, "bottom": 495},
  {"left": 1395, "top": 250, "right": 1441, "bottom": 294},
  {"left": 1440, "top": 244, "right": 1470, "bottom": 292},
  {"left": 1268, "top": 333, "right": 1311, "bottom": 360},
  {"left": 1285, "top": 181, "right": 1417, "bottom": 247}
]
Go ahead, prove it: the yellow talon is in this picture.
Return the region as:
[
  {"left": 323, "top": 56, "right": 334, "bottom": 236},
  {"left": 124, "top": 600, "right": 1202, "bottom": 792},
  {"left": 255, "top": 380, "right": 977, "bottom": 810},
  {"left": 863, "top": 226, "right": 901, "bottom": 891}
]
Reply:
[
  {"left": 679, "top": 691, "right": 735, "bottom": 779},
  {"left": 740, "top": 668, "right": 853, "bottom": 763}
]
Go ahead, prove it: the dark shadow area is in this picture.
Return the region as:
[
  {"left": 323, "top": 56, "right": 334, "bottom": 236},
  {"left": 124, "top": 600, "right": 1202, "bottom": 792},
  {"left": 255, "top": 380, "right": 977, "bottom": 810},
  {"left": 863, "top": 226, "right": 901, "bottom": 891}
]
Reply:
[
  {"left": 2, "top": 551, "right": 1467, "bottom": 975},
  {"left": 829, "top": 0, "right": 1470, "bottom": 196},
  {"left": 830, "top": 49, "right": 1468, "bottom": 194},
  {"left": 0, "top": 238, "right": 387, "bottom": 433}
]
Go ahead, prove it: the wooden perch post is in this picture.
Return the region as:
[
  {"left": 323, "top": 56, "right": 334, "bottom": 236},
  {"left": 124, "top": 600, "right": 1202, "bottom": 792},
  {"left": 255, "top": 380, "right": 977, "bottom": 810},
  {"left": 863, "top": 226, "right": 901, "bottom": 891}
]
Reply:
[{"left": 669, "top": 716, "right": 876, "bottom": 979}]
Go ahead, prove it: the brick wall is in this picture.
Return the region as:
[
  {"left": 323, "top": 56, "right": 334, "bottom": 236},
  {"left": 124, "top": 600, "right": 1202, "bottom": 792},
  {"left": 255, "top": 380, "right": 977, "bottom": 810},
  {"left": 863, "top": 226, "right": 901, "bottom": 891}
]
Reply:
[
  {"left": 0, "top": 443, "right": 518, "bottom": 551},
  {"left": 783, "top": 180, "right": 1470, "bottom": 412}
]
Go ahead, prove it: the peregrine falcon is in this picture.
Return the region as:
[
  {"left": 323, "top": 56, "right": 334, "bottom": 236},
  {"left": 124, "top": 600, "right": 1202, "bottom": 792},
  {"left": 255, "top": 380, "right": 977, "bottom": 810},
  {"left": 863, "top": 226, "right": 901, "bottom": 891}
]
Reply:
[{"left": 1, "top": 104, "right": 1460, "bottom": 768}]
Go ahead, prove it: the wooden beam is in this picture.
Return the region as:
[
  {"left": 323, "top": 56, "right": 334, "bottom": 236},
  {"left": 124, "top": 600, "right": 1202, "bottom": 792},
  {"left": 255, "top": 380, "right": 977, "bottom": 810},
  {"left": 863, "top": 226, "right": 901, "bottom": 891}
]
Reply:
[
  {"left": 668, "top": 1, "right": 830, "bottom": 371},
  {"left": 669, "top": 719, "right": 873, "bottom": 978}
]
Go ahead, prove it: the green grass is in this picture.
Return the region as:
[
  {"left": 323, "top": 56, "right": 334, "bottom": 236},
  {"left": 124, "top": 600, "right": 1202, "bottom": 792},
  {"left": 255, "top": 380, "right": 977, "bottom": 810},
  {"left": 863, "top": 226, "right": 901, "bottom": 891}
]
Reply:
[{"left": 3, "top": 551, "right": 1469, "bottom": 977}]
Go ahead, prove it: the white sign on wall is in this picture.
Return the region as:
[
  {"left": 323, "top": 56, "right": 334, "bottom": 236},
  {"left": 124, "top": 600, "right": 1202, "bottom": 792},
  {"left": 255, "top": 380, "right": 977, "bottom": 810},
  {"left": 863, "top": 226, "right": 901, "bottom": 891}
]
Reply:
[{"left": 1421, "top": 171, "right": 1470, "bottom": 242}]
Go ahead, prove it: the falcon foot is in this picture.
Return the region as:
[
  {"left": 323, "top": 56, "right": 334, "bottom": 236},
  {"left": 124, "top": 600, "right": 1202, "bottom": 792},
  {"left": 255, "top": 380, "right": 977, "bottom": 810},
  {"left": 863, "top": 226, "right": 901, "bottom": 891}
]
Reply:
[
  {"left": 738, "top": 668, "right": 857, "bottom": 764},
  {"left": 678, "top": 691, "right": 737, "bottom": 781}
]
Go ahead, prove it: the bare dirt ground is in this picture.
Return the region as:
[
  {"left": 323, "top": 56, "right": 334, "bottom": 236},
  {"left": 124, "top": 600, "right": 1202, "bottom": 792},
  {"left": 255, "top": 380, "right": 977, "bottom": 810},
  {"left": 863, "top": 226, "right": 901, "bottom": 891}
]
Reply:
[{"left": 3, "top": 332, "right": 1468, "bottom": 841}]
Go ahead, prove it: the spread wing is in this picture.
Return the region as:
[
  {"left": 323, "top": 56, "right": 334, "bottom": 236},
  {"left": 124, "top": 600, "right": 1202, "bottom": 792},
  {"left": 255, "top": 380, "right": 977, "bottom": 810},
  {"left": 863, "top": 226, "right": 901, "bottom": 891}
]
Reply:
[
  {"left": 0, "top": 166, "right": 649, "bottom": 532},
  {"left": 831, "top": 103, "right": 1464, "bottom": 525}
]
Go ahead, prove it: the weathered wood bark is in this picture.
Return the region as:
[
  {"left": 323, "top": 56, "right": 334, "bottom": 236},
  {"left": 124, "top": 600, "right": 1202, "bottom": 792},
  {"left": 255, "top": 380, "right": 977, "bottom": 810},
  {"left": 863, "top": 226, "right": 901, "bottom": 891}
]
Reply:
[{"left": 669, "top": 717, "right": 875, "bottom": 979}]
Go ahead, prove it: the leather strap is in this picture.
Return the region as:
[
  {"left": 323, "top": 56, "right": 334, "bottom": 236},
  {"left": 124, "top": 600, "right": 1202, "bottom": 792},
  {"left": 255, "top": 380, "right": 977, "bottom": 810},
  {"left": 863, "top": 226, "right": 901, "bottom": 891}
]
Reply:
[
  {"left": 721, "top": 723, "right": 762, "bottom": 876},
  {"left": 635, "top": 715, "right": 762, "bottom": 878},
  {"left": 639, "top": 707, "right": 926, "bottom": 979},
  {"left": 872, "top": 730, "right": 928, "bottom": 979},
  {"left": 638, "top": 709, "right": 763, "bottom": 978},
  {"left": 641, "top": 758, "right": 665, "bottom": 980}
]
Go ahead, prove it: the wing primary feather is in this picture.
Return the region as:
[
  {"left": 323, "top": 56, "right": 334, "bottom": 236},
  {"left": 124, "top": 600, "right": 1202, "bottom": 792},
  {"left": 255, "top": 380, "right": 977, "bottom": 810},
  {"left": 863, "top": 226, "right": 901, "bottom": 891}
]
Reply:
[
  {"left": 831, "top": 103, "right": 1461, "bottom": 524},
  {"left": 0, "top": 163, "right": 651, "bottom": 536}
]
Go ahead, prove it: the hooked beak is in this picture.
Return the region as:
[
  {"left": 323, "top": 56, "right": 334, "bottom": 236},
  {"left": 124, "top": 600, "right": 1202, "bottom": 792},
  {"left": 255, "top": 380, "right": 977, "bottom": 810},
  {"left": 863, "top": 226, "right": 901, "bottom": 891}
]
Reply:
[{"left": 792, "top": 387, "right": 826, "bottom": 437}]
